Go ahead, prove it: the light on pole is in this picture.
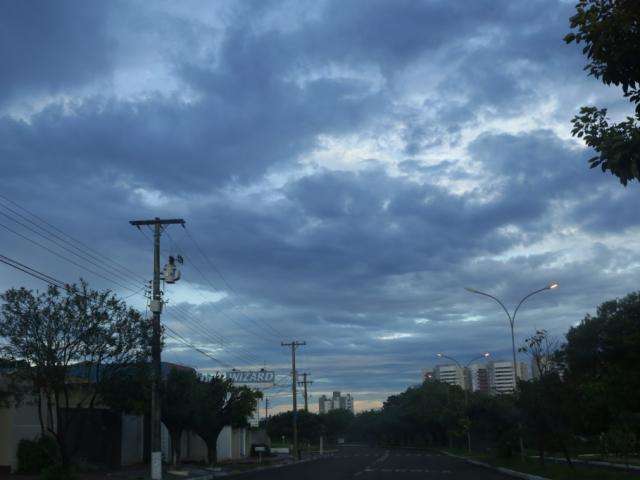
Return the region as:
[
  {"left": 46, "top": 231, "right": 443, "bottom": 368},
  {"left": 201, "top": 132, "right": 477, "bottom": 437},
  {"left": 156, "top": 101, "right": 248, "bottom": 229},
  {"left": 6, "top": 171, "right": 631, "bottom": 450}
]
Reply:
[
  {"left": 464, "top": 283, "right": 558, "bottom": 392},
  {"left": 465, "top": 283, "right": 558, "bottom": 459},
  {"left": 435, "top": 352, "right": 491, "bottom": 452}
]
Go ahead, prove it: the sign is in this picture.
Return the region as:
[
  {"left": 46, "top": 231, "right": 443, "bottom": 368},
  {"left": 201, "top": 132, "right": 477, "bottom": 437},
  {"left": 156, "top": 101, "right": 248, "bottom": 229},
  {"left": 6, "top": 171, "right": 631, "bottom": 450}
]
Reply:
[{"left": 226, "top": 370, "right": 275, "bottom": 383}]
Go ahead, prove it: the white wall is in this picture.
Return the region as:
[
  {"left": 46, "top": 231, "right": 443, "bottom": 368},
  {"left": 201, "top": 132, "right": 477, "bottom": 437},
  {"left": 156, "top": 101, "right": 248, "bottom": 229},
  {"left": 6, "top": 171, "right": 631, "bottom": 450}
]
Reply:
[{"left": 121, "top": 415, "right": 144, "bottom": 466}]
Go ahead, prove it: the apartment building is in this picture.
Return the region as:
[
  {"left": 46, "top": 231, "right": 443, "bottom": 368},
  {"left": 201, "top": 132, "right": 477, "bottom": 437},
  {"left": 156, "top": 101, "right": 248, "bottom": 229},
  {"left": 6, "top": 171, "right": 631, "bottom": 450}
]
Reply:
[
  {"left": 318, "top": 391, "right": 354, "bottom": 414},
  {"left": 433, "top": 364, "right": 467, "bottom": 389}
]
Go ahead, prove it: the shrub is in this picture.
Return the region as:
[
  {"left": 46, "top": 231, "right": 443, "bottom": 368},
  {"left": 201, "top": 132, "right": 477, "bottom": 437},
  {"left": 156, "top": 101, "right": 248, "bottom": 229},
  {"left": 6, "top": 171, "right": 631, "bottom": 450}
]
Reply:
[
  {"left": 40, "top": 465, "right": 76, "bottom": 480},
  {"left": 17, "top": 436, "right": 60, "bottom": 474}
]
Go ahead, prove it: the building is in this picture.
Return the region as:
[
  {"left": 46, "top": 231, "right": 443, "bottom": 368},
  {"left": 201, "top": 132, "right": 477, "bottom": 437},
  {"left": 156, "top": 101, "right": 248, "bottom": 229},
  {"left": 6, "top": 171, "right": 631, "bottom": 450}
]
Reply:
[
  {"left": 487, "top": 361, "right": 529, "bottom": 394},
  {"left": 318, "top": 391, "right": 354, "bottom": 414},
  {"left": 433, "top": 364, "right": 467, "bottom": 389},
  {"left": 0, "top": 362, "right": 260, "bottom": 472},
  {"left": 468, "top": 364, "right": 489, "bottom": 393},
  {"left": 318, "top": 395, "right": 333, "bottom": 414}
]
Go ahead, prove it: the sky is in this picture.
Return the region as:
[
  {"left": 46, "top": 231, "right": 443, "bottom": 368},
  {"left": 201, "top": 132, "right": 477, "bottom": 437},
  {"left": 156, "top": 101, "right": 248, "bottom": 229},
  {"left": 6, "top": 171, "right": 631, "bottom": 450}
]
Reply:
[{"left": 1, "top": 0, "right": 639, "bottom": 414}]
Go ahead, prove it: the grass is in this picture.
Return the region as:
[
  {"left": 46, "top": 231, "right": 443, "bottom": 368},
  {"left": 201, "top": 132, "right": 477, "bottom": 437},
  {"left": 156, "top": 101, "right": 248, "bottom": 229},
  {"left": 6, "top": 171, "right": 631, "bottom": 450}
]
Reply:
[{"left": 444, "top": 448, "right": 640, "bottom": 480}]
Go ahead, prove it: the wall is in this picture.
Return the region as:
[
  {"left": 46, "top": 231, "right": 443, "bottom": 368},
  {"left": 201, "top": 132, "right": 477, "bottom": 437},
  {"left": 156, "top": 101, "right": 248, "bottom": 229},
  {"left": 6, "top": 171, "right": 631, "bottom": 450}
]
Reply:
[{"left": 121, "top": 414, "right": 144, "bottom": 466}]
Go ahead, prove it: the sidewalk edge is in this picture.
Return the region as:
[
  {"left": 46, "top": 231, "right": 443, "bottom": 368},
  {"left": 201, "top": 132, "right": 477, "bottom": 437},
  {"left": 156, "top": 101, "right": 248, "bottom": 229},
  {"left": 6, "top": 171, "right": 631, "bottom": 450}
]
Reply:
[{"left": 441, "top": 451, "right": 550, "bottom": 480}]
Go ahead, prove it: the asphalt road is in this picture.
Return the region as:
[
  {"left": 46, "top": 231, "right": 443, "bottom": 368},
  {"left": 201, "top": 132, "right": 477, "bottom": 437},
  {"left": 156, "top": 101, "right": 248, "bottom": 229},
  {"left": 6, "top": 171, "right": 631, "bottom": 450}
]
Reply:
[{"left": 238, "top": 446, "right": 515, "bottom": 480}]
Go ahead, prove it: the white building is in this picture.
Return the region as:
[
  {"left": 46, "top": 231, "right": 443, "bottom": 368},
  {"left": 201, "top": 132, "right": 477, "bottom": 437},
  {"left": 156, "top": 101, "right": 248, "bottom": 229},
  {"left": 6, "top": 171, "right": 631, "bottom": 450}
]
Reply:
[
  {"left": 318, "top": 391, "right": 354, "bottom": 414},
  {"left": 487, "top": 361, "right": 529, "bottom": 394},
  {"left": 434, "top": 364, "right": 467, "bottom": 389}
]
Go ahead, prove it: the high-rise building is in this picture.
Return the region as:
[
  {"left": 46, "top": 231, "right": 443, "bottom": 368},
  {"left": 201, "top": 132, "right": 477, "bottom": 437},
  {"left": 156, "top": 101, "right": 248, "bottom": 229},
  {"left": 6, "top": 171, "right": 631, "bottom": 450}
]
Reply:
[
  {"left": 468, "top": 364, "right": 489, "bottom": 393},
  {"left": 318, "top": 391, "right": 354, "bottom": 413},
  {"left": 487, "top": 361, "right": 529, "bottom": 394},
  {"left": 318, "top": 394, "right": 333, "bottom": 414},
  {"left": 434, "top": 364, "right": 466, "bottom": 389}
]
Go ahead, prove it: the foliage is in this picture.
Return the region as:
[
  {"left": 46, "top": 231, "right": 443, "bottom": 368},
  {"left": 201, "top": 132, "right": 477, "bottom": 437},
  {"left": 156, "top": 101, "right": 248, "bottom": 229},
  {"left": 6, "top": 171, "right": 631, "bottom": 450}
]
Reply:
[
  {"left": 560, "top": 291, "right": 640, "bottom": 427},
  {"left": 0, "top": 281, "right": 151, "bottom": 466},
  {"left": 17, "top": 436, "right": 60, "bottom": 474},
  {"left": 96, "top": 362, "right": 151, "bottom": 415},
  {"left": 263, "top": 410, "right": 323, "bottom": 444},
  {"left": 192, "top": 375, "right": 261, "bottom": 465},
  {"left": 565, "top": 0, "right": 640, "bottom": 184},
  {"left": 40, "top": 464, "right": 77, "bottom": 480},
  {"left": 162, "top": 367, "right": 199, "bottom": 465},
  {"left": 319, "top": 408, "right": 354, "bottom": 441}
]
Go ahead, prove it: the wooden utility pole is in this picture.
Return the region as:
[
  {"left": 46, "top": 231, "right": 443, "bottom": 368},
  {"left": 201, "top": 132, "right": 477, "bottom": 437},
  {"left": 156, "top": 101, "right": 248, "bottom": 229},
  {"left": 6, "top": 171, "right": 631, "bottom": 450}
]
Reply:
[
  {"left": 281, "top": 341, "right": 305, "bottom": 459},
  {"left": 264, "top": 397, "right": 269, "bottom": 419},
  {"left": 130, "top": 218, "right": 185, "bottom": 480},
  {"left": 298, "top": 373, "right": 313, "bottom": 412}
]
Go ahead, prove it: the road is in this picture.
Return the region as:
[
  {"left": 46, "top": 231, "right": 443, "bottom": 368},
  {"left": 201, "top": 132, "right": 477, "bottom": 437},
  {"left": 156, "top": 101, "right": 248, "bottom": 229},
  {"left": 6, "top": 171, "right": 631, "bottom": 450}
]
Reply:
[{"left": 239, "top": 446, "right": 514, "bottom": 480}]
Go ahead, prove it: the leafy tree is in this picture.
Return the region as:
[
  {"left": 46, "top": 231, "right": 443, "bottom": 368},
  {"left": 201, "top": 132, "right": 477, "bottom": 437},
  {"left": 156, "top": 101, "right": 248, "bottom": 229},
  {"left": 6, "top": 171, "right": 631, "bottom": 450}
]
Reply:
[
  {"left": 348, "top": 410, "right": 384, "bottom": 445},
  {"left": 192, "top": 375, "right": 261, "bottom": 465},
  {"left": 263, "top": 410, "right": 323, "bottom": 445},
  {"left": 162, "top": 367, "right": 199, "bottom": 465},
  {"left": 319, "top": 409, "right": 354, "bottom": 442},
  {"left": 0, "top": 282, "right": 151, "bottom": 466},
  {"left": 560, "top": 292, "right": 640, "bottom": 433},
  {"left": 565, "top": 0, "right": 640, "bottom": 185},
  {"left": 95, "top": 361, "right": 151, "bottom": 415}
]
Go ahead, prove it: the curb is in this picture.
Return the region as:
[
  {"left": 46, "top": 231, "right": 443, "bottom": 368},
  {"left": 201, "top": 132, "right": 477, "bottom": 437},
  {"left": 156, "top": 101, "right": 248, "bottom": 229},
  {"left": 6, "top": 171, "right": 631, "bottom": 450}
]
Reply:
[
  {"left": 537, "top": 456, "right": 640, "bottom": 472},
  {"left": 441, "top": 451, "right": 550, "bottom": 480},
  {"left": 182, "top": 455, "right": 328, "bottom": 479}
]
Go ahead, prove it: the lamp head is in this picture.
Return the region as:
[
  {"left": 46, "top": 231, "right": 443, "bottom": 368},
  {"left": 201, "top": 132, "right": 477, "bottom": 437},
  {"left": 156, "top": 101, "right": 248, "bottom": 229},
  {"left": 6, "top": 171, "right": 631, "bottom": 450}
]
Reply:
[
  {"left": 483, "top": 352, "right": 490, "bottom": 357},
  {"left": 548, "top": 282, "right": 559, "bottom": 290},
  {"left": 465, "top": 287, "right": 479, "bottom": 293},
  {"left": 437, "top": 353, "right": 443, "bottom": 358}
]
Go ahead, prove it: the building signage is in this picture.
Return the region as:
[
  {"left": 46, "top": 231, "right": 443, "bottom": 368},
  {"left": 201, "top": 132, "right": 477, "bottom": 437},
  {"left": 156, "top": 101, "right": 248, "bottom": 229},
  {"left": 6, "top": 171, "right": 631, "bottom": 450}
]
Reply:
[{"left": 226, "top": 370, "right": 275, "bottom": 383}]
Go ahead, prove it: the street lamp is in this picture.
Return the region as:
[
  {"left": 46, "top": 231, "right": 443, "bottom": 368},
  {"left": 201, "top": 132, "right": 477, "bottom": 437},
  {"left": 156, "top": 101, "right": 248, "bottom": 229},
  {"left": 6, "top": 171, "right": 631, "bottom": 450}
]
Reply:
[
  {"left": 464, "top": 282, "right": 558, "bottom": 392},
  {"left": 435, "top": 352, "right": 490, "bottom": 452}
]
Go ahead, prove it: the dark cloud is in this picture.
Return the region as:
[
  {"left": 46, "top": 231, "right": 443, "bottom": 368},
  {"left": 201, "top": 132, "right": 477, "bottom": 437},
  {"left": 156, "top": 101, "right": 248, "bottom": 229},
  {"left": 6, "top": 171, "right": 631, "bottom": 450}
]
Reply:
[
  {"left": 0, "top": 1, "right": 114, "bottom": 106},
  {"left": 1, "top": 0, "right": 639, "bottom": 411}
]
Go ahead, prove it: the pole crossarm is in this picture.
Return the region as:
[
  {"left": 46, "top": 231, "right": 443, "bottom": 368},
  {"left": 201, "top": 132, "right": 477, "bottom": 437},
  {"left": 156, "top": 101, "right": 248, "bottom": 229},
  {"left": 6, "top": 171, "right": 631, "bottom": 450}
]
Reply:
[{"left": 130, "top": 218, "right": 186, "bottom": 226}]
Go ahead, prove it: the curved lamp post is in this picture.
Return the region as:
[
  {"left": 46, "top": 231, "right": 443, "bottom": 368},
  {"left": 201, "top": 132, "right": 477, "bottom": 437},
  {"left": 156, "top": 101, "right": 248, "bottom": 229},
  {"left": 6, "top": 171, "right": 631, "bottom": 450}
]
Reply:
[
  {"left": 436, "top": 352, "right": 490, "bottom": 452},
  {"left": 464, "top": 282, "right": 558, "bottom": 391}
]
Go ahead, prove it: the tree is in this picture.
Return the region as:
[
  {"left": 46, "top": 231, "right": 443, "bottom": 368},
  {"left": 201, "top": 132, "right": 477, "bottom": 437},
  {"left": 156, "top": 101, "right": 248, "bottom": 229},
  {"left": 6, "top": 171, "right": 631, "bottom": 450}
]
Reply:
[
  {"left": 319, "top": 409, "right": 354, "bottom": 442},
  {"left": 518, "top": 330, "right": 574, "bottom": 466},
  {"left": 0, "top": 282, "right": 151, "bottom": 466},
  {"left": 162, "top": 367, "right": 199, "bottom": 465},
  {"left": 192, "top": 375, "right": 261, "bottom": 465},
  {"left": 560, "top": 292, "right": 640, "bottom": 431},
  {"left": 565, "top": 0, "right": 640, "bottom": 185}
]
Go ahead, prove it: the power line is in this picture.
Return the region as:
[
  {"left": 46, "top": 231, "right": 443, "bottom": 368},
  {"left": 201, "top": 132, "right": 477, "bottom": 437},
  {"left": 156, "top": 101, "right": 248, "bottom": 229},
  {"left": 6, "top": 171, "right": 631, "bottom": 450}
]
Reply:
[
  {"left": 0, "top": 194, "right": 147, "bottom": 284},
  {"left": 0, "top": 196, "right": 280, "bottom": 373},
  {"left": 0, "top": 220, "right": 142, "bottom": 293},
  {"left": 0, "top": 253, "right": 249, "bottom": 371},
  {"left": 165, "top": 229, "right": 283, "bottom": 343},
  {"left": 182, "top": 226, "right": 285, "bottom": 339},
  {"left": 0, "top": 254, "right": 66, "bottom": 288},
  {"left": 0, "top": 208, "right": 139, "bottom": 288}
]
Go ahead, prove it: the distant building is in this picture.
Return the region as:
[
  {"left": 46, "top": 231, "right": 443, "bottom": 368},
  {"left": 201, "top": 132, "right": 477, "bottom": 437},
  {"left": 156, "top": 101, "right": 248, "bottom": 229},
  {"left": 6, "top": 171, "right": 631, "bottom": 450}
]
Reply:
[
  {"left": 318, "top": 391, "right": 354, "bottom": 414},
  {"left": 487, "top": 361, "right": 529, "bottom": 394},
  {"left": 531, "top": 356, "right": 562, "bottom": 379},
  {"left": 434, "top": 364, "right": 467, "bottom": 389},
  {"left": 468, "top": 364, "right": 489, "bottom": 393},
  {"left": 318, "top": 395, "right": 333, "bottom": 414}
]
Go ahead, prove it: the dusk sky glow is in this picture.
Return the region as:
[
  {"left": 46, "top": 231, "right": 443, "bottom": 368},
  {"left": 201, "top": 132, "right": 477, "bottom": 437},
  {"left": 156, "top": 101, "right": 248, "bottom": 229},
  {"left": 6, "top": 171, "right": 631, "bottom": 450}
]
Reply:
[{"left": 1, "top": 0, "right": 639, "bottom": 414}]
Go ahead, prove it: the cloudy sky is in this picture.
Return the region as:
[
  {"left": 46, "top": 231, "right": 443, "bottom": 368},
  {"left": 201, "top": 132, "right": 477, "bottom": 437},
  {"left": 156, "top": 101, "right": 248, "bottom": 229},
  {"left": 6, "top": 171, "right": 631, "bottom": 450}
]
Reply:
[{"left": 1, "top": 0, "right": 639, "bottom": 413}]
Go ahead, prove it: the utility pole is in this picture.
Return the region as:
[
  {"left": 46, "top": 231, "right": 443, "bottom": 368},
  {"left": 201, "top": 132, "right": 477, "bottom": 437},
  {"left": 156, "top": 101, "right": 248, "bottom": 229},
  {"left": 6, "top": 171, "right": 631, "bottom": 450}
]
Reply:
[
  {"left": 264, "top": 397, "right": 269, "bottom": 419},
  {"left": 298, "top": 373, "right": 313, "bottom": 412},
  {"left": 130, "top": 218, "right": 185, "bottom": 480},
  {"left": 281, "top": 341, "right": 305, "bottom": 459}
]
